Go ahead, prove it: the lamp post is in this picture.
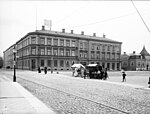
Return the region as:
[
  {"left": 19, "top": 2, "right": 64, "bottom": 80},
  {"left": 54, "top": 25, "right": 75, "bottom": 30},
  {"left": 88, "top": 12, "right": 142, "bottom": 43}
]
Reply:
[
  {"left": 51, "top": 56, "right": 53, "bottom": 74},
  {"left": 13, "top": 47, "right": 17, "bottom": 82}
]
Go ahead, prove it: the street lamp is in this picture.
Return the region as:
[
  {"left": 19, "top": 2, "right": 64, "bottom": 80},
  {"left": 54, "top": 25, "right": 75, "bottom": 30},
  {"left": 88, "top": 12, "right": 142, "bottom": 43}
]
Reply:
[
  {"left": 51, "top": 56, "right": 53, "bottom": 74},
  {"left": 13, "top": 47, "right": 17, "bottom": 82}
]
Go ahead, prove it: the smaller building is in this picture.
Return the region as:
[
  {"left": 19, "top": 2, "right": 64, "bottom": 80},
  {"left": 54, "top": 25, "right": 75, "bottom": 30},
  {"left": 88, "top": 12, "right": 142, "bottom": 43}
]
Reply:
[{"left": 121, "top": 46, "right": 150, "bottom": 71}]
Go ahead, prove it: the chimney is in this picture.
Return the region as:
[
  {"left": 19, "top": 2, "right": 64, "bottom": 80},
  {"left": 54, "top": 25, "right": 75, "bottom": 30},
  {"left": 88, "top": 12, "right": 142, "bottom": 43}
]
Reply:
[
  {"left": 81, "top": 31, "right": 84, "bottom": 35},
  {"left": 133, "top": 51, "right": 135, "bottom": 54},
  {"left": 42, "top": 26, "right": 45, "bottom": 30},
  {"left": 71, "top": 30, "right": 73, "bottom": 34},
  {"left": 103, "top": 34, "right": 105, "bottom": 38},
  {"left": 62, "top": 29, "right": 65, "bottom": 33},
  {"left": 93, "top": 33, "right": 96, "bottom": 37}
]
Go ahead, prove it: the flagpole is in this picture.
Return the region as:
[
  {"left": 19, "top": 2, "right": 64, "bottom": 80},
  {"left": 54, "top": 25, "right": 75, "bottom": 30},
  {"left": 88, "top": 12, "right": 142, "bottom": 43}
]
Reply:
[
  {"left": 50, "top": 20, "right": 52, "bottom": 31},
  {"left": 35, "top": 4, "right": 37, "bottom": 30}
]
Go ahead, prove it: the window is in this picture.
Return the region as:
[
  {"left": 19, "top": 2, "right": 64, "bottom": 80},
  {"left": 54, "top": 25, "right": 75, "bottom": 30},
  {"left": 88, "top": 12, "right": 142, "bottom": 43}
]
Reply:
[
  {"left": 112, "top": 63, "right": 115, "bottom": 70},
  {"left": 107, "top": 63, "right": 110, "bottom": 70},
  {"left": 54, "top": 39, "right": 58, "bottom": 46},
  {"left": 131, "top": 62, "right": 134, "bottom": 66},
  {"left": 60, "top": 40, "right": 64, "bottom": 46},
  {"left": 60, "top": 49, "right": 64, "bottom": 56},
  {"left": 91, "top": 44, "right": 95, "bottom": 50},
  {"left": 91, "top": 52, "right": 95, "bottom": 58},
  {"left": 40, "top": 37, "right": 45, "bottom": 45},
  {"left": 123, "top": 62, "right": 127, "bottom": 66},
  {"left": 84, "top": 42, "right": 88, "bottom": 50},
  {"left": 53, "top": 49, "right": 58, "bottom": 56},
  {"left": 26, "top": 39, "right": 28, "bottom": 46},
  {"left": 80, "top": 52, "right": 83, "bottom": 58},
  {"left": 54, "top": 60, "right": 57, "bottom": 67},
  {"left": 117, "top": 63, "right": 120, "bottom": 70},
  {"left": 102, "top": 45, "right": 105, "bottom": 51},
  {"left": 102, "top": 52, "right": 105, "bottom": 59},
  {"left": 96, "top": 52, "right": 100, "bottom": 59},
  {"left": 108, "top": 45, "right": 110, "bottom": 51},
  {"left": 72, "top": 40, "right": 76, "bottom": 47},
  {"left": 80, "top": 42, "right": 83, "bottom": 49},
  {"left": 116, "top": 53, "right": 120, "bottom": 60},
  {"left": 112, "top": 46, "right": 115, "bottom": 51},
  {"left": 27, "top": 48, "right": 29, "bottom": 55},
  {"left": 60, "top": 60, "right": 64, "bottom": 67},
  {"left": 47, "top": 38, "right": 51, "bottom": 45},
  {"left": 66, "top": 61, "right": 69, "bottom": 67},
  {"left": 112, "top": 53, "right": 115, "bottom": 59},
  {"left": 107, "top": 53, "right": 110, "bottom": 59},
  {"left": 84, "top": 52, "right": 87, "bottom": 58},
  {"left": 23, "top": 41, "right": 25, "bottom": 47},
  {"left": 40, "top": 48, "right": 45, "bottom": 55},
  {"left": 31, "top": 37, "right": 36, "bottom": 44},
  {"left": 102, "top": 63, "right": 105, "bottom": 68},
  {"left": 31, "top": 47, "right": 36, "bottom": 55},
  {"left": 97, "top": 45, "right": 100, "bottom": 50},
  {"left": 115, "top": 46, "right": 119, "bottom": 52},
  {"left": 41, "top": 60, "right": 44, "bottom": 66},
  {"left": 66, "top": 49, "right": 70, "bottom": 56},
  {"left": 71, "top": 50, "right": 75, "bottom": 56},
  {"left": 47, "top": 48, "right": 51, "bottom": 55},
  {"left": 66, "top": 40, "right": 70, "bottom": 47},
  {"left": 47, "top": 60, "right": 51, "bottom": 67}
]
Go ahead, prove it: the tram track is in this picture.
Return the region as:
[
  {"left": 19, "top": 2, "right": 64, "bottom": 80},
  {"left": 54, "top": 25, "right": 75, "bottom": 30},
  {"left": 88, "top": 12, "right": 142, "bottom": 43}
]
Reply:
[{"left": 17, "top": 76, "right": 130, "bottom": 114}]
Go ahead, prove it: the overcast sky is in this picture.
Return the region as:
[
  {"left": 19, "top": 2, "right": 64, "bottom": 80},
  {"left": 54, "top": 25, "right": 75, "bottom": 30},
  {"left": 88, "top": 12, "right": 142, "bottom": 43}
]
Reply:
[{"left": 0, "top": 0, "right": 150, "bottom": 57}]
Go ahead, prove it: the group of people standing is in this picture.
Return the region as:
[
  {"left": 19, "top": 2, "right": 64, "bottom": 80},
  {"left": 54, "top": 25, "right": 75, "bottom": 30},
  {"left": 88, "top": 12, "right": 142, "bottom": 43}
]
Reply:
[
  {"left": 72, "top": 66, "right": 109, "bottom": 80},
  {"left": 38, "top": 67, "right": 47, "bottom": 74}
]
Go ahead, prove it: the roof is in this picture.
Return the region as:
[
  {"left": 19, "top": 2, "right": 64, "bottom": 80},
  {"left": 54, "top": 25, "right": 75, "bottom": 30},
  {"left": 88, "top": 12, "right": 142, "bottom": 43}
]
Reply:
[
  {"left": 87, "top": 64, "right": 98, "bottom": 67},
  {"left": 128, "top": 53, "right": 141, "bottom": 56},
  {"left": 33, "top": 30, "right": 122, "bottom": 44},
  {"left": 140, "top": 46, "right": 150, "bottom": 56}
]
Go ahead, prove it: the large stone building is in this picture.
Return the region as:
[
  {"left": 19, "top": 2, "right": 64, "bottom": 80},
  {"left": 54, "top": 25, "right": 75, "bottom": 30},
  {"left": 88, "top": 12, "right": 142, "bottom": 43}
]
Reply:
[
  {"left": 3, "top": 26, "right": 122, "bottom": 71},
  {"left": 121, "top": 46, "right": 150, "bottom": 71}
]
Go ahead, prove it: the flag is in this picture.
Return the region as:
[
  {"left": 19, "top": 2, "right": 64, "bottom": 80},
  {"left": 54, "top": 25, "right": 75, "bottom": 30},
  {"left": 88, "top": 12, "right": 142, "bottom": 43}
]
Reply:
[{"left": 44, "top": 19, "right": 52, "bottom": 27}]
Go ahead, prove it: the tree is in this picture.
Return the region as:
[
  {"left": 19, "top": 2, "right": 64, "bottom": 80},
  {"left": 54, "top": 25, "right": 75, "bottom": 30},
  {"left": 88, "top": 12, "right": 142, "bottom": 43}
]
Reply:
[{"left": 0, "top": 56, "right": 3, "bottom": 68}]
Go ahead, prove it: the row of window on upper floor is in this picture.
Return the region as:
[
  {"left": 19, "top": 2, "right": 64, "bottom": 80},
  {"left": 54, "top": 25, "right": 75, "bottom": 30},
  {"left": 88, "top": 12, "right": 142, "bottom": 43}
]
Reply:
[
  {"left": 79, "top": 52, "right": 120, "bottom": 60},
  {"left": 17, "top": 36, "right": 76, "bottom": 50},
  {"left": 79, "top": 42, "right": 120, "bottom": 52},
  {"left": 122, "top": 61, "right": 146, "bottom": 67},
  {"left": 17, "top": 47, "right": 76, "bottom": 57},
  {"left": 17, "top": 36, "right": 121, "bottom": 51}
]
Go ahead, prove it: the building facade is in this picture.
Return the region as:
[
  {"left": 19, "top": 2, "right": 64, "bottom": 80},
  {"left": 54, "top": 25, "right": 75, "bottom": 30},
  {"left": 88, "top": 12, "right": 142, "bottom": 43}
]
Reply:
[
  {"left": 121, "top": 46, "right": 150, "bottom": 71},
  {"left": 3, "top": 27, "right": 122, "bottom": 71}
]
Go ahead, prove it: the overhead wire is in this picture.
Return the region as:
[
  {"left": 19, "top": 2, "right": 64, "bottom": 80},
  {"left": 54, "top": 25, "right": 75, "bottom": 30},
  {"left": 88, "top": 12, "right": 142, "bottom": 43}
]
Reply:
[
  {"left": 54, "top": 2, "right": 89, "bottom": 26},
  {"left": 65, "top": 12, "right": 136, "bottom": 29},
  {"left": 131, "top": 0, "right": 150, "bottom": 34},
  {"left": 64, "top": 8, "right": 150, "bottom": 29}
]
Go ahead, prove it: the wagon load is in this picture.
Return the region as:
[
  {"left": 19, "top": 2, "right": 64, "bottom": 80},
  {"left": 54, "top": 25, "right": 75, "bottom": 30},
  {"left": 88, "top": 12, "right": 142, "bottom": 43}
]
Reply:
[{"left": 71, "top": 64, "right": 85, "bottom": 77}]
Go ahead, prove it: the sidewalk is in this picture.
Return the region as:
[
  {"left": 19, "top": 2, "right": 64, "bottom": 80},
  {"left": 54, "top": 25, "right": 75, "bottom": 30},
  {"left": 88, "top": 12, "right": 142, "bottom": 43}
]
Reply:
[{"left": 0, "top": 81, "right": 55, "bottom": 114}]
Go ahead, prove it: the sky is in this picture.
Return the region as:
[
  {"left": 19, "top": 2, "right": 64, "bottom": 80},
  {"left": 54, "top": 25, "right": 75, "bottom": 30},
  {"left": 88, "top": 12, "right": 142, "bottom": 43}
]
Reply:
[{"left": 0, "top": 0, "right": 150, "bottom": 57}]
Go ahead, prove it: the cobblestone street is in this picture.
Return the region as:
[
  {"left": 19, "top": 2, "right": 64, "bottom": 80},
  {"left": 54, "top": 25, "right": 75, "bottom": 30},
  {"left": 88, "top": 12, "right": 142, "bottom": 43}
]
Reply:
[{"left": 1, "top": 70, "right": 150, "bottom": 114}]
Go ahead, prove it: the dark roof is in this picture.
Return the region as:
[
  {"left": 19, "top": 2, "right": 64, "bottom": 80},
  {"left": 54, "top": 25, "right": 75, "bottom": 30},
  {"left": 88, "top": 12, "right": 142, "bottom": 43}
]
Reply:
[
  {"left": 140, "top": 46, "right": 150, "bottom": 56},
  {"left": 34, "top": 30, "right": 122, "bottom": 44}
]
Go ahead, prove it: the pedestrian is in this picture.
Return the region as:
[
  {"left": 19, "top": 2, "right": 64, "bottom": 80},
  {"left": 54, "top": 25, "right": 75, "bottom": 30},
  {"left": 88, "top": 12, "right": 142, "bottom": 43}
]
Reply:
[
  {"left": 83, "top": 69, "right": 87, "bottom": 79},
  {"left": 81, "top": 68, "right": 84, "bottom": 78},
  {"left": 38, "top": 67, "right": 41, "bottom": 73},
  {"left": 44, "top": 67, "right": 47, "bottom": 74},
  {"left": 77, "top": 68, "right": 81, "bottom": 77},
  {"left": 72, "top": 68, "right": 75, "bottom": 76},
  {"left": 148, "top": 77, "right": 150, "bottom": 88},
  {"left": 104, "top": 68, "right": 108, "bottom": 80},
  {"left": 122, "top": 72, "right": 126, "bottom": 82}
]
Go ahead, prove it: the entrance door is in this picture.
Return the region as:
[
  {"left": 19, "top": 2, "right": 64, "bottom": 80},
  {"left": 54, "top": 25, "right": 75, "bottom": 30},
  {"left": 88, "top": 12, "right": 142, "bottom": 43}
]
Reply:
[{"left": 31, "top": 59, "right": 36, "bottom": 70}]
